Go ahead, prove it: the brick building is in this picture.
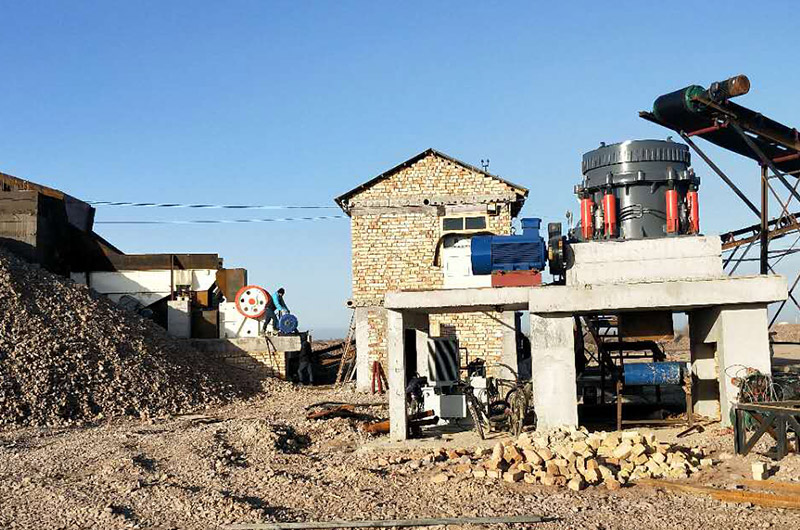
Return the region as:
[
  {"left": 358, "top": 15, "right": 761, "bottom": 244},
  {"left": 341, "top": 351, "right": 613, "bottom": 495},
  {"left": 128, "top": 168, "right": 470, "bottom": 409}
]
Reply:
[{"left": 336, "top": 148, "right": 528, "bottom": 391}]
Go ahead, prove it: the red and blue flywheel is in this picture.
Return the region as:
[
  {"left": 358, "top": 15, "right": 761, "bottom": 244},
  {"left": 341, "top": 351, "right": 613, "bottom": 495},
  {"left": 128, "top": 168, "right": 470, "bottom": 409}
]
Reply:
[{"left": 234, "top": 285, "right": 270, "bottom": 319}]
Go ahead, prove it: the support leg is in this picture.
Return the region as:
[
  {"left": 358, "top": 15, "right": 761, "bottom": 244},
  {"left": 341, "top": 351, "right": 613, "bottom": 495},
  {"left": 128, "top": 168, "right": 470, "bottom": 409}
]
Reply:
[
  {"left": 529, "top": 313, "right": 578, "bottom": 429},
  {"left": 387, "top": 310, "right": 408, "bottom": 441},
  {"left": 716, "top": 305, "right": 772, "bottom": 426}
]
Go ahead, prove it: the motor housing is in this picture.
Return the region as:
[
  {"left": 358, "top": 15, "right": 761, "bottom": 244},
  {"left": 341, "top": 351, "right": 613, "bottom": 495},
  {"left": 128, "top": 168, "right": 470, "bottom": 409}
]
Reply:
[{"left": 471, "top": 218, "right": 547, "bottom": 275}]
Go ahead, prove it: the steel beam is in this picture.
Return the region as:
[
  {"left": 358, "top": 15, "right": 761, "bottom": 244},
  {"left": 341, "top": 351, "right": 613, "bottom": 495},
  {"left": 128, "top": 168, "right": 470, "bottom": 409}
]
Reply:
[
  {"left": 762, "top": 165, "right": 769, "bottom": 275},
  {"left": 679, "top": 131, "right": 760, "bottom": 218}
]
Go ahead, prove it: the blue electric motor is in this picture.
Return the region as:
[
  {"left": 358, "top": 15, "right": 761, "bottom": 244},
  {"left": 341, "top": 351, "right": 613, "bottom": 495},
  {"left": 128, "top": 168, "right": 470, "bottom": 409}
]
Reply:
[
  {"left": 623, "top": 362, "right": 688, "bottom": 386},
  {"left": 471, "top": 218, "right": 547, "bottom": 275},
  {"left": 278, "top": 313, "right": 299, "bottom": 335}
]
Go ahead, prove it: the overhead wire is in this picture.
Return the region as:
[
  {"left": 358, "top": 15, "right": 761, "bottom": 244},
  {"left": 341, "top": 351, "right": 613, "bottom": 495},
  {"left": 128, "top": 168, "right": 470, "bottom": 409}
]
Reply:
[
  {"left": 95, "top": 215, "right": 347, "bottom": 225},
  {"left": 88, "top": 200, "right": 338, "bottom": 210},
  {"left": 87, "top": 198, "right": 569, "bottom": 227}
]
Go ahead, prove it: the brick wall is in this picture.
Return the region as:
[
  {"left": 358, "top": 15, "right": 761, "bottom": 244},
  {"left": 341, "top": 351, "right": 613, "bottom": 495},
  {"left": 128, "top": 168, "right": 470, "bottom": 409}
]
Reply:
[
  {"left": 183, "top": 338, "right": 293, "bottom": 380},
  {"left": 351, "top": 154, "right": 517, "bottom": 202},
  {"left": 346, "top": 152, "right": 522, "bottom": 376}
]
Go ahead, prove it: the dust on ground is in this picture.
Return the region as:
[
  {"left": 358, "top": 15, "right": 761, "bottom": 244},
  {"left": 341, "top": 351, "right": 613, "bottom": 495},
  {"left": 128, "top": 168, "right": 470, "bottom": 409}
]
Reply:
[{"left": 2, "top": 379, "right": 799, "bottom": 530}]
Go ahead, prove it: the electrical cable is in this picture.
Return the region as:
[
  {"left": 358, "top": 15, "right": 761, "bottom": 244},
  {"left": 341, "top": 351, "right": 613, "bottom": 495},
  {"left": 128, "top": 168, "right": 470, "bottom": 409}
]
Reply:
[
  {"left": 87, "top": 200, "right": 566, "bottom": 221},
  {"left": 88, "top": 200, "right": 338, "bottom": 210},
  {"left": 94, "top": 215, "right": 347, "bottom": 225}
]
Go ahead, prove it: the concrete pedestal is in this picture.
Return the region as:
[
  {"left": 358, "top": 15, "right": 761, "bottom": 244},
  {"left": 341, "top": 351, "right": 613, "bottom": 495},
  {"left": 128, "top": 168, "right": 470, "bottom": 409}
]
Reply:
[
  {"left": 529, "top": 314, "right": 578, "bottom": 429},
  {"left": 167, "top": 298, "right": 191, "bottom": 338},
  {"left": 689, "top": 304, "right": 772, "bottom": 425}
]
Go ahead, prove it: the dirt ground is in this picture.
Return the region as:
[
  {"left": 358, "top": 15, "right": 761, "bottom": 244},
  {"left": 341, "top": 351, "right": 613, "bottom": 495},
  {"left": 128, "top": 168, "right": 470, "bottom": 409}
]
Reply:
[{"left": 2, "top": 379, "right": 799, "bottom": 530}]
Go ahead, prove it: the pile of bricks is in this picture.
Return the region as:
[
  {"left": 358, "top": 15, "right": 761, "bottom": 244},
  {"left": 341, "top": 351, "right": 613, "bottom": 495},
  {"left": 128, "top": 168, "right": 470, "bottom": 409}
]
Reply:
[{"left": 456, "top": 427, "right": 711, "bottom": 491}]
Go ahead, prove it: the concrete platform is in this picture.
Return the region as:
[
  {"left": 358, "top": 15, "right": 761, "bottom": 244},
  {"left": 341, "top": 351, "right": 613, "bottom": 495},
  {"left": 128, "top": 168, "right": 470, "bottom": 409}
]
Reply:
[
  {"left": 386, "top": 275, "right": 786, "bottom": 314},
  {"left": 383, "top": 275, "right": 787, "bottom": 441},
  {"left": 528, "top": 275, "right": 786, "bottom": 314},
  {"left": 385, "top": 286, "right": 529, "bottom": 313}
]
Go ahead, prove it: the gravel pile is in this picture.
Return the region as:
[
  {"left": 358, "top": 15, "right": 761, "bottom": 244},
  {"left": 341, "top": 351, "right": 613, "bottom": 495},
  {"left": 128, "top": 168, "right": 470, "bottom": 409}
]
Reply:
[{"left": 0, "top": 248, "right": 249, "bottom": 427}]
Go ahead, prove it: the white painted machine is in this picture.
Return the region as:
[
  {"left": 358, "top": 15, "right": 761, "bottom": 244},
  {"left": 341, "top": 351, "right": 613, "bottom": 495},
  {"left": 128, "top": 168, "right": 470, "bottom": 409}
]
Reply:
[{"left": 219, "top": 285, "right": 269, "bottom": 338}]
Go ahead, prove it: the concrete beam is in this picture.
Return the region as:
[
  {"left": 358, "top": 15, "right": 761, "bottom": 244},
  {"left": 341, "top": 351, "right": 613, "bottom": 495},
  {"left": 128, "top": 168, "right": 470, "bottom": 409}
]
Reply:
[
  {"left": 529, "top": 314, "right": 578, "bottom": 429},
  {"left": 385, "top": 276, "right": 785, "bottom": 317},
  {"left": 529, "top": 275, "right": 786, "bottom": 314},
  {"left": 384, "top": 287, "right": 529, "bottom": 313}
]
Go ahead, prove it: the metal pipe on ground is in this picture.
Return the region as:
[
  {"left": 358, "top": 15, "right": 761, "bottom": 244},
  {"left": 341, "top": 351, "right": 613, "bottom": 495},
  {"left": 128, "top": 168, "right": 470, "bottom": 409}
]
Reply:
[{"left": 226, "top": 515, "right": 552, "bottom": 530}]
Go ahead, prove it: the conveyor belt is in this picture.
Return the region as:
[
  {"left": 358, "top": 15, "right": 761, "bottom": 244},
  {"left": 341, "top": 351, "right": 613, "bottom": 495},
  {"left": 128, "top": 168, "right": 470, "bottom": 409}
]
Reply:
[{"left": 641, "top": 81, "right": 800, "bottom": 174}]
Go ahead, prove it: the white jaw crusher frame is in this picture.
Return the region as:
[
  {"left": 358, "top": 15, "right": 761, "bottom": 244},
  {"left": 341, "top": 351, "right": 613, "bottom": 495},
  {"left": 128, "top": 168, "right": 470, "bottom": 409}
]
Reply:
[{"left": 70, "top": 270, "right": 270, "bottom": 339}]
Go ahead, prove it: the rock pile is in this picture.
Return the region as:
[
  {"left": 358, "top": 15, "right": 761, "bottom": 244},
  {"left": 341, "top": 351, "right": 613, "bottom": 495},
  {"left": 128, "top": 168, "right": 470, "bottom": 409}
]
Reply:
[
  {"left": 0, "top": 249, "right": 249, "bottom": 427},
  {"left": 428, "top": 427, "right": 712, "bottom": 490}
]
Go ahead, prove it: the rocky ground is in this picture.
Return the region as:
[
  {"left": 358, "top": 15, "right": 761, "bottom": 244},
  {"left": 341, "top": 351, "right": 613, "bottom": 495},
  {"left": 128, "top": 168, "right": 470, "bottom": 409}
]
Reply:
[{"left": 1, "top": 379, "right": 799, "bottom": 530}]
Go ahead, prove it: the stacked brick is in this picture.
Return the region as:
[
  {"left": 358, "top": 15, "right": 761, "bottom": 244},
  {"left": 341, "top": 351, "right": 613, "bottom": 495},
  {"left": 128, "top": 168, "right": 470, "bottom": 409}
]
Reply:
[{"left": 424, "top": 427, "right": 713, "bottom": 491}]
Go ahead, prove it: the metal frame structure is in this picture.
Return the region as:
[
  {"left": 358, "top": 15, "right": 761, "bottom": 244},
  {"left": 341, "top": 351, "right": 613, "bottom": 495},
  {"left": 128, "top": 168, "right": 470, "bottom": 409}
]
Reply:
[
  {"left": 641, "top": 80, "right": 800, "bottom": 325},
  {"left": 733, "top": 401, "right": 800, "bottom": 460}
]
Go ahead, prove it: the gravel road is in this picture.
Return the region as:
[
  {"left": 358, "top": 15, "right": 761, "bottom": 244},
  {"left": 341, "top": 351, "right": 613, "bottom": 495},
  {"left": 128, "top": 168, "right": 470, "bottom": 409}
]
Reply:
[{"left": 1, "top": 380, "right": 798, "bottom": 530}]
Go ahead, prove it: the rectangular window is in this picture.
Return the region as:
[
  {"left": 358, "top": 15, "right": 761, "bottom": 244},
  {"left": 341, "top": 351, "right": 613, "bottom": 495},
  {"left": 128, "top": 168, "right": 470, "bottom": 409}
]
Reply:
[
  {"left": 465, "top": 216, "right": 487, "bottom": 230},
  {"left": 442, "top": 217, "right": 464, "bottom": 231},
  {"left": 442, "top": 215, "right": 488, "bottom": 232}
]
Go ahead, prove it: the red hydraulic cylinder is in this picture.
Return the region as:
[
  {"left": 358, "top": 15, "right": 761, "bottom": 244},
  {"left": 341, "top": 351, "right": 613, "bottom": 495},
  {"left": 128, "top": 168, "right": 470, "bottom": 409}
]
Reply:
[
  {"left": 602, "top": 192, "right": 617, "bottom": 237},
  {"left": 580, "top": 197, "right": 594, "bottom": 240},
  {"left": 665, "top": 188, "right": 679, "bottom": 234},
  {"left": 687, "top": 189, "right": 700, "bottom": 234}
]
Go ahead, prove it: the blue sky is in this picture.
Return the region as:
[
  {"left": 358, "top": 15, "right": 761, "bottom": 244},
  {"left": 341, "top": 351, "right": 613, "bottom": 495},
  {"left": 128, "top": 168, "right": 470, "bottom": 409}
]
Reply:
[{"left": 1, "top": 2, "right": 798, "bottom": 336}]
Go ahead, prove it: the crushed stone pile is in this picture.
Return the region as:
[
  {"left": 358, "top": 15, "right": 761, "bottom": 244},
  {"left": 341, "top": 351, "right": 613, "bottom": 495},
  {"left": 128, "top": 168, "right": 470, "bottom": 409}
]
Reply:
[
  {"left": 0, "top": 249, "right": 249, "bottom": 427},
  {"left": 418, "top": 426, "right": 713, "bottom": 490}
]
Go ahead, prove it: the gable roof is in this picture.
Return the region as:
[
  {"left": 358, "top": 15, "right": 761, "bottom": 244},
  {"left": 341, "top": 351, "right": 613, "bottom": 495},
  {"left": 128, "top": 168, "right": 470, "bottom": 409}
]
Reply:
[{"left": 334, "top": 148, "right": 528, "bottom": 215}]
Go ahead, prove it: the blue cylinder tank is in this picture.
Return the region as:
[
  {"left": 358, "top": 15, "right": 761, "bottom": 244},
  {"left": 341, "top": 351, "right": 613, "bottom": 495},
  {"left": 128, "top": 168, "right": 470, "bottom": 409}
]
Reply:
[
  {"left": 623, "top": 361, "right": 688, "bottom": 386},
  {"left": 471, "top": 218, "right": 547, "bottom": 275}
]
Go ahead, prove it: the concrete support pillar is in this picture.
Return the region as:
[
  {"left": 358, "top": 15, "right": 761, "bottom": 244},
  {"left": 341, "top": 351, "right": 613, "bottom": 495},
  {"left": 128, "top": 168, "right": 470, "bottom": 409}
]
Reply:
[
  {"left": 690, "top": 304, "right": 772, "bottom": 426},
  {"left": 688, "top": 308, "right": 721, "bottom": 420},
  {"left": 529, "top": 313, "right": 578, "bottom": 429},
  {"left": 167, "top": 298, "right": 191, "bottom": 338},
  {"left": 387, "top": 309, "right": 408, "bottom": 441},
  {"left": 354, "top": 307, "right": 370, "bottom": 392},
  {"left": 717, "top": 304, "right": 771, "bottom": 424},
  {"left": 499, "top": 311, "right": 518, "bottom": 380}
]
